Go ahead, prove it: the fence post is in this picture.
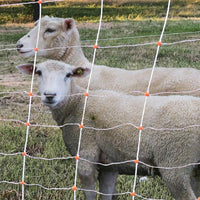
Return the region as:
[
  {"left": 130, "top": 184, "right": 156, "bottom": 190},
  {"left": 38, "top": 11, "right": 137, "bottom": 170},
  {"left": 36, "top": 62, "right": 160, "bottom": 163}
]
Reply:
[{"left": 33, "top": 0, "right": 39, "bottom": 21}]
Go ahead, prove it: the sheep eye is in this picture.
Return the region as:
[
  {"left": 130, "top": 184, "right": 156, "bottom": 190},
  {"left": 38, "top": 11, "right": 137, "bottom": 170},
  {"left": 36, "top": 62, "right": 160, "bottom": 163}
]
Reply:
[
  {"left": 36, "top": 70, "right": 42, "bottom": 76},
  {"left": 66, "top": 73, "right": 71, "bottom": 78},
  {"left": 45, "top": 28, "right": 55, "bottom": 33}
]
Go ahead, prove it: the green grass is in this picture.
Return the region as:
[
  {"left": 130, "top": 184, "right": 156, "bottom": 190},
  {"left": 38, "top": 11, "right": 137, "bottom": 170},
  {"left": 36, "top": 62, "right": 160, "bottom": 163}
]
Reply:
[
  {"left": 1, "top": 1, "right": 200, "bottom": 199},
  {"left": 81, "top": 20, "right": 200, "bottom": 70},
  {"left": 0, "top": 0, "right": 200, "bottom": 24}
]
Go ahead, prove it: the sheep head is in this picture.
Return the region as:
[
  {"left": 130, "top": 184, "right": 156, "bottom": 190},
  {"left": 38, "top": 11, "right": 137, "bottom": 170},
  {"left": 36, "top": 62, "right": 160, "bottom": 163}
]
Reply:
[
  {"left": 16, "top": 16, "right": 77, "bottom": 59},
  {"left": 17, "top": 60, "right": 90, "bottom": 109}
]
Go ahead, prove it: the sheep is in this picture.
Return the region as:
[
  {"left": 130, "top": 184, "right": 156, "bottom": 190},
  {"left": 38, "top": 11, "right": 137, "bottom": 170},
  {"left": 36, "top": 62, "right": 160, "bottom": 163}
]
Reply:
[
  {"left": 16, "top": 16, "right": 200, "bottom": 97},
  {"left": 17, "top": 60, "right": 200, "bottom": 200}
]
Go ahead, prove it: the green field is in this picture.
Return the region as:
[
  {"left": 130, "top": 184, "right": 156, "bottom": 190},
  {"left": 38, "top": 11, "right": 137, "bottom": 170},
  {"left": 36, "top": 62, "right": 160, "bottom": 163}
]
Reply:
[
  {"left": 1, "top": 0, "right": 200, "bottom": 199},
  {"left": 0, "top": 0, "right": 200, "bottom": 24}
]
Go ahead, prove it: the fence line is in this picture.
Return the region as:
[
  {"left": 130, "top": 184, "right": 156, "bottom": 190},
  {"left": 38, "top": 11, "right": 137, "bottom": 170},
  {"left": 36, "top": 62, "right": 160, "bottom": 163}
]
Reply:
[
  {"left": 1, "top": 29, "right": 200, "bottom": 48},
  {"left": 131, "top": 1, "right": 171, "bottom": 198},
  {"left": 1, "top": 117, "right": 200, "bottom": 132},
  {"left": 0, "top": 0, "right": 65, "bottom": 7},
  {"left": 1, "top": 38, "right": 200, "bottom": 53},
  {"left": 1, "top": 87, "right": 200, "bottom": 97},
  {"left": 0, "top": 180, "right": 158, "bottom": 200},
  {"left": 0, "top": 0, "right": 200, "bottom": 199},
  {"left": 72, "top": 0, "right": 104, "bottom": 199},
  {"left": 1, "top": 152, "right": 200, "bottom": 170},
  {"left": 19, "top": 1, "right": 42, "bottom": 200}
]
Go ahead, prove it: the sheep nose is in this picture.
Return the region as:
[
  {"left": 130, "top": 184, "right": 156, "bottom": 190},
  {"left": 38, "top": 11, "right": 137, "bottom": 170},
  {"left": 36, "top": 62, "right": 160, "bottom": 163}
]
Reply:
[
  {"left": 44, "top": 92, "right": 56, "bottom": 102},
  {"left": 16, "top": 43, "right": 24, "bottom": 51}
]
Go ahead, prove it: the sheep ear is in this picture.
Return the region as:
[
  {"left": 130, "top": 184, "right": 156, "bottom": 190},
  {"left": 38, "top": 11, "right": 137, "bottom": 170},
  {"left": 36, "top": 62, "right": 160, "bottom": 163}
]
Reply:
[
  {"left": 72, "top": 67, "right": 90, "bottom": 77},
  {"left": 64, "top": 18, "right": 75, "bottom": 30},
  {"left": 16, "top": 64, "right": 36, "bottom": 75}
]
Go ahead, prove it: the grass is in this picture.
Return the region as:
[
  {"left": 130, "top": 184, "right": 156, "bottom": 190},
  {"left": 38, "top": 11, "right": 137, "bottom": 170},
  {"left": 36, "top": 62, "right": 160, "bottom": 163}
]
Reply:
[
  {"left": 0, "top": 0, "right": 200, "bottom": 24},
  {"left": 81, "top": 20, "right": 200, "bottom": 70},
  {"left": 1, "top": 1, "right": 200, "bottom": 199}
]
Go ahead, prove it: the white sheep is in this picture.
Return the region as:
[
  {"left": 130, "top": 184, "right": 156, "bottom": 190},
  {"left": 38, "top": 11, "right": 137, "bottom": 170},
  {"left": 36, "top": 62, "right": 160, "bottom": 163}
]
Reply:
[
  {"left": 16, "top": 16, "right": 200, "bottom": 96},
  {"left": 17, "top": 60, "right": 200, "bottom": 200}
]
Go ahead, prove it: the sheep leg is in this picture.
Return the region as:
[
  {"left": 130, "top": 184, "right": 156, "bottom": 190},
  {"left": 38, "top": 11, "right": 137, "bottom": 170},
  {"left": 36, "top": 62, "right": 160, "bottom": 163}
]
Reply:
[
  {"left": 191, "top": 165, "right": 200, "bottom": 197},
  {"left": 160, "top": 169, "right": 197, "bottom": 200},
  {"left": 78, "top": 148, "right": 100, "bottom": 200},
  {"left": 191, "top": 175, "right": 200, "bottom": 197},
  {"left": 78, "top": 159, "right": 97, "bottom": 200},
  {"left": 99, "top": 170, "right": 118, "bottom": 200}
]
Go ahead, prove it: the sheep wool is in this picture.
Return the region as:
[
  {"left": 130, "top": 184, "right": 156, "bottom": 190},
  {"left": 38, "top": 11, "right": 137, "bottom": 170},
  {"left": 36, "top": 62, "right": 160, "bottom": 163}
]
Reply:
[
  {"left": 17, "top": 60, "right": 200, "bottom": 200},
  {"left": 16, "top": 16, "right": 200, "bottom": 97}
]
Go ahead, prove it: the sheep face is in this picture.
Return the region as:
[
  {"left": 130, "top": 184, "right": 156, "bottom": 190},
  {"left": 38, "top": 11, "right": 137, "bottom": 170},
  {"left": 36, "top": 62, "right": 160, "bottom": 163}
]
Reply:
[
  {"left": 17, "top": 60, "right": 89, "bottom": 109},
  {"left": 37, "top": 63, "right": 73, "bottom": 108},
  {"left": 16, "top": 16, "right": 75, "bottom": 59}
]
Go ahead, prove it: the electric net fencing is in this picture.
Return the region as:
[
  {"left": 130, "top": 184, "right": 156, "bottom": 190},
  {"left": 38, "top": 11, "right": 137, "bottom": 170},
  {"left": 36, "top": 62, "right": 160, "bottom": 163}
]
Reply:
[{"left": 0, "top": 0, "right": 200, "bottom": 200}]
